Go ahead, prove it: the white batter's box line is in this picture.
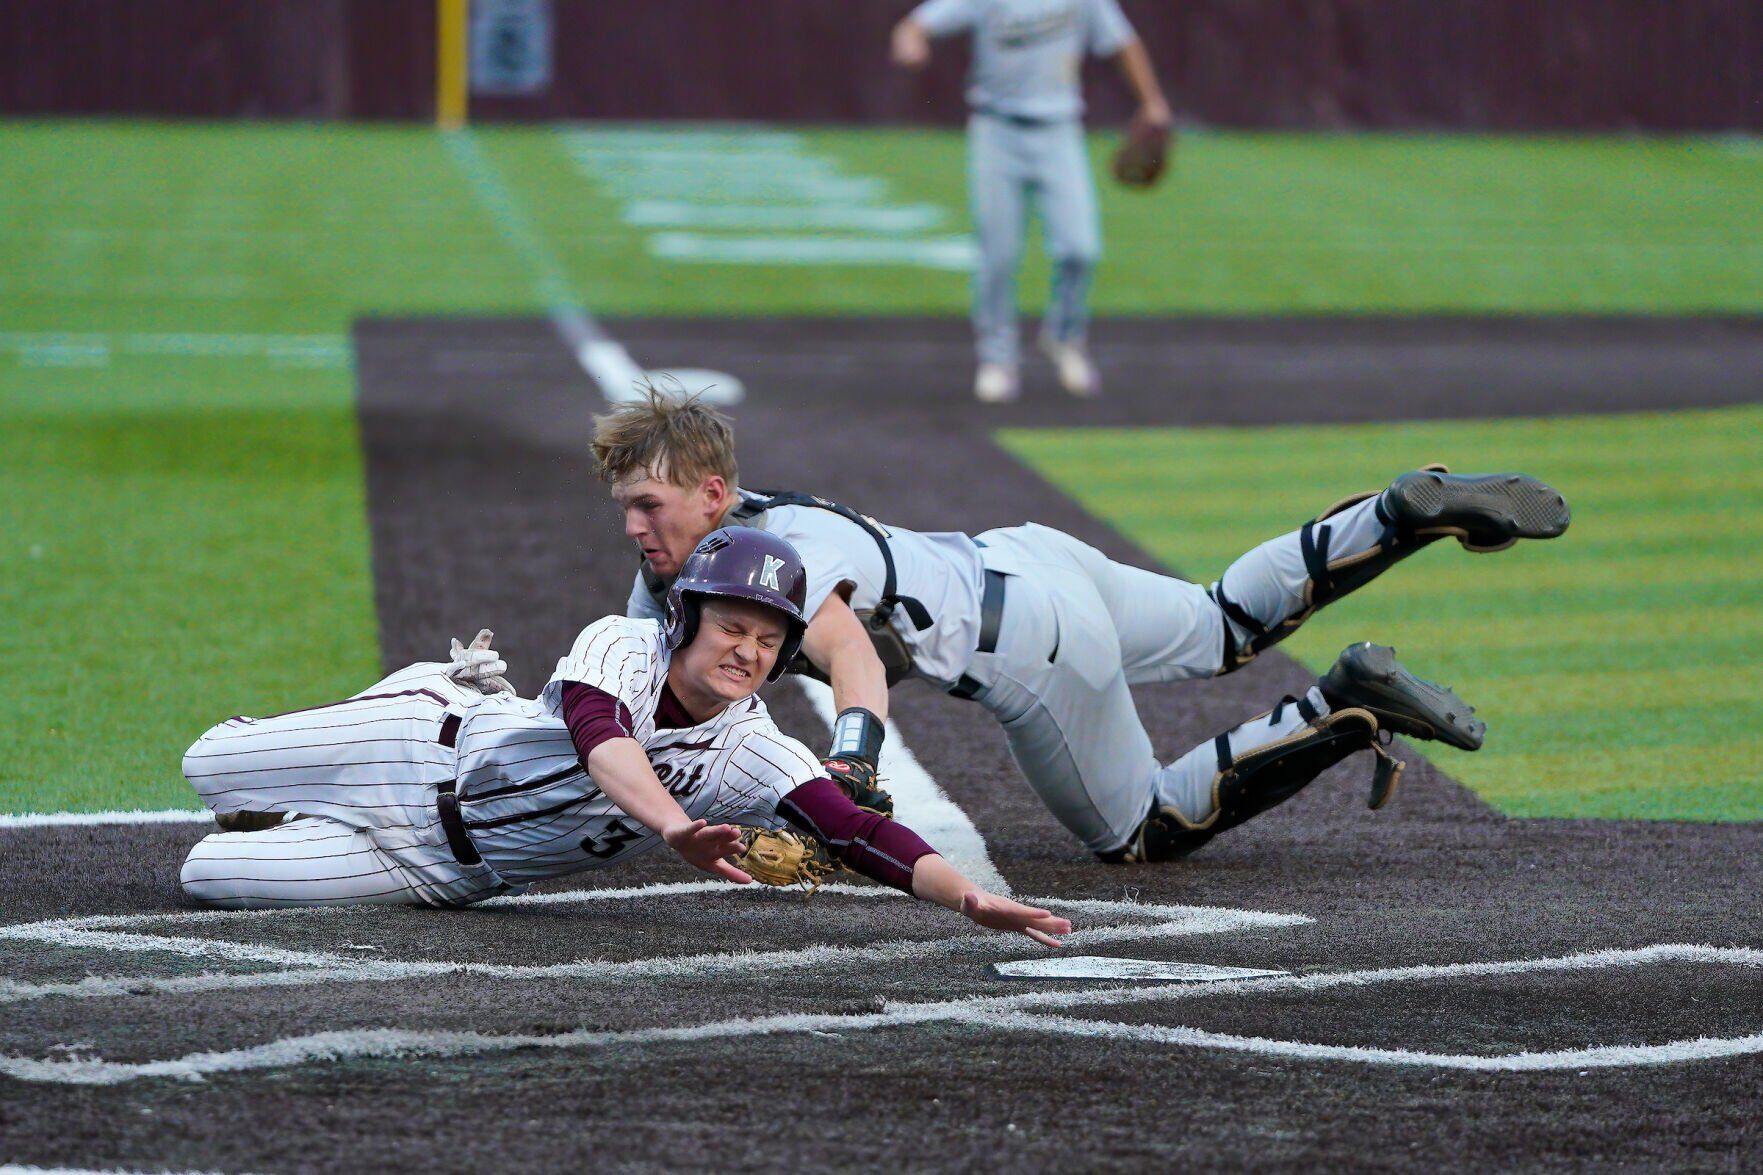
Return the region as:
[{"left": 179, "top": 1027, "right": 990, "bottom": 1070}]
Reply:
[
  {"left": 0, "top": 809, "right": 213, "bottom": 829},
  {"left": 2, "top": 945, "right": 1757, "bottom": 1085},
  {"left": 0, "top": 891, "right": 1299, "bottom": 1006}
]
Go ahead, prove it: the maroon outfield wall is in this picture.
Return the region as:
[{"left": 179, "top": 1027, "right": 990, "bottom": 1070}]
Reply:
[{"left": 3, "top": 0, "right": 1759, "bottom": 130}]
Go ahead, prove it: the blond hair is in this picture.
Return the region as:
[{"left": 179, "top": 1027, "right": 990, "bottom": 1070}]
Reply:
[{"left": 591, "top": 382, "right": 739, "bottom": 489}]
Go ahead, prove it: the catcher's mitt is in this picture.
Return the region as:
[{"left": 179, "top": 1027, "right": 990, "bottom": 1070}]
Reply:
[
  {"left": 1112, "top": 117, "right": 1171, "bottom": 188},
  {"left": 734, "top": 827, "right": 843, "bottom": 893},
  {"left": 823, "top": 755, "right": 893, "bottom": 818}
]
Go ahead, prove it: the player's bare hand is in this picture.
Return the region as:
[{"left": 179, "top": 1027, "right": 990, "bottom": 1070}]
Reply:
[
  {"left": 959, "top": 890, "right": 1071, "bottom": 949},
  {"left": 891, "top": 21, "right": 930, "bottom": 69},
  {"left": 664, "top": 818, "right": 753, "bottom": 884},
  {"left": 447, "top": 628, "right": 514, "bottom": 695}
]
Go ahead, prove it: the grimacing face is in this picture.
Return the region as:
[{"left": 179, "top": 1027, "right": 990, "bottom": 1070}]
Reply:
[
  {"left": 671, "top": 598, "right": 789, "bottom": 712},
  {"left": 610, "top": 468, "right": 729, "bottom": 580}
]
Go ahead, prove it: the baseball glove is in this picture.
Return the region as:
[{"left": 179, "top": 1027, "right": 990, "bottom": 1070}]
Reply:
[
  {"left": 1112, "top": 117, "right": 1171, "bottom": 188},
  {"left": 734, "top": 827, "right": 843, "bottom": 893},
  {"left": 823, "top": 755, "right": 893, "bottom": 818}
]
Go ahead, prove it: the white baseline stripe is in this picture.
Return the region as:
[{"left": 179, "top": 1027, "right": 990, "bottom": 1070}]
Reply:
[
  {"left": 3, "top": 945, "right": 1755, "bottom": 1084},
  {"left": 792, "top": 677, "right": 1008, "bottom": 894}
]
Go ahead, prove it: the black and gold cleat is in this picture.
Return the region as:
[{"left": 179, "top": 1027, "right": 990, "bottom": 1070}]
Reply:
[
  {"left": 1320, "top": 642, "right": 1486, "bottom": 751},
  {"left": 1383, "top": 470, "right": 1571, "bottom": 552}
]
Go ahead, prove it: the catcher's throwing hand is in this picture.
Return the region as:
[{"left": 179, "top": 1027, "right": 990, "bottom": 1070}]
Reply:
[
  {"left": 446, "top": 629, "right": 514, "bottom": 695},
  {"left": 960, "top": 890, "right": 1071, "bottom": 949},
  {"left": 663, "top": 818, "right": 752, "bottom": 884}
]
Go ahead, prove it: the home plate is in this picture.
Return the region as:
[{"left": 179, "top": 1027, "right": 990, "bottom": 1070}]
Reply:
[{"left": 990, "top": 956, "right": 1289, "bottom": 982}]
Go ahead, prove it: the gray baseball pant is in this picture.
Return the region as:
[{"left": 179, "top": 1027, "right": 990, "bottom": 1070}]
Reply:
[
  {"left": 967, "top": 112, "right": 1101, "bottom": 368},
  {"left": 960, "top": 497, "right": 1393, "bottom": 855}
]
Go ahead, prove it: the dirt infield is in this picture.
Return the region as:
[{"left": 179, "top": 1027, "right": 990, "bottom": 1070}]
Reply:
[{"left": 3, "top": 316, "right": 1760, "bottom": 1172}]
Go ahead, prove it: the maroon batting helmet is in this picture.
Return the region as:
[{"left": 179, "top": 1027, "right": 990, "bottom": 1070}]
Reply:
[{"left": 664, "top": 528, "right": 808, "bottom": 682}]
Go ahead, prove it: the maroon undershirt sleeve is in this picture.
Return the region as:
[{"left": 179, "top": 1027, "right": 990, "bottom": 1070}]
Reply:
[
  {"left": 559, "top": 681, "right": 636, "bottom": 767},
  {"left": 776, "top": 777, "right": 937, "bottom": 894}
]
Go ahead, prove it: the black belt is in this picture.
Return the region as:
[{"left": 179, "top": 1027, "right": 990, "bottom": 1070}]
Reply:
[
  {"left": 949, "top": 569, "right": 1006, "bottom": 700},
  {"left": 435, "top": 713, "right": 483, "bottom": 867},
  {"left": 973, "top": 106, "right": 1060, "bottom": 128}
]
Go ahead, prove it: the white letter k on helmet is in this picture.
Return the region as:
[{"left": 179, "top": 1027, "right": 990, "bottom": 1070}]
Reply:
[{"left": 759, "top": 555, "right": 783, "bottom": 590}]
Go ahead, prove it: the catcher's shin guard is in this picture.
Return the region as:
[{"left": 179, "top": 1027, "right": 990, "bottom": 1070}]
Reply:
[
  {"left": 1212, "top": 464, "right": 1569, "bottom": 674},
  {"left": 1099, "top": 698, "right": 1403, "bottom": 864},
  {"left": 1211, "top": 467, "right": 1448, "bottom": 674}
]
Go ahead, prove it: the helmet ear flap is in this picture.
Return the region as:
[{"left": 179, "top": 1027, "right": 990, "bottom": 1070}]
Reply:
[
  {"left": 767, "top": 623, "right": 805, "bottom": 683},
  {"left": 664, "top": 589, "right": 701, "bottom": 651}
]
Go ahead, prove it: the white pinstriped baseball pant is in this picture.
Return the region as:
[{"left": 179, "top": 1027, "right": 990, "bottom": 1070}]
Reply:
[{"left": 179, "top": 663, "right": 514, "bottom": 909}]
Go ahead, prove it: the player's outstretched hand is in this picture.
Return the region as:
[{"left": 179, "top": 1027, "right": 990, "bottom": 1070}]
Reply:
[
  {"left": 664, "top": 818, "right": 753, "bottom": 885},
  {"left": 447, "top": 629, "right": 514, "bottom": 695},
  {"left": 959, "top": 890, "right": 1071, "bottom": 949}
]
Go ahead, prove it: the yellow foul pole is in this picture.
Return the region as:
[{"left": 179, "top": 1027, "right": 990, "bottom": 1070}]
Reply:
[{"left": 436, "top": 0, "right": 469, "bottom": 130}]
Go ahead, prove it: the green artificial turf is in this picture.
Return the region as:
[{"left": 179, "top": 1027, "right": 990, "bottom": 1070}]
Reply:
[
  {"left": 3, "top": 118, "right": 1759, "bottom": 814},
  {"left": 997, "top": 406, "right": 1763, "bottom": 822}
]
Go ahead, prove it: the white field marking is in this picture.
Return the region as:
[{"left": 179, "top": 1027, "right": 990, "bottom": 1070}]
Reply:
[
  {"left": 440, "top": 130, "right": 742, "bottom": 405},
  {"left": 992, "top": 957, "right": 1288, "bottom": 982},
  {"left": 647, "top": 233, "right": 978, "bottom": 271},
  {"left": 0, "top": 331, "right": 349, "bottom": 369},
  {"left": 988, "top": 1012, "right": 1763, "bottom": 1073},
  {"left": 621, "top": 201, "right": 947, "bottom": 233},
  {"left": 3, "top": 945, "right": 1757, "bottom": 1084},
  {"left": 565, "top": 151, "right": 845, "bottom": 177},
  {"left": 0, "top": 1167, "right": 233, "bottom": 1175},
  {"left": 562, "top": 127, "right": 805, "bottom": 151},
  {"left": 0, "top": 887, "right": 1294, "bottom": 1005},
  {"left": 592, "top": 174, "right": 892, "bottom": 203},
  {"left": 791, "top": 677, "right": 1008, "bottom": 894},
  {"left": 0, "top": 809, "right": 212, "bottom": 829}
]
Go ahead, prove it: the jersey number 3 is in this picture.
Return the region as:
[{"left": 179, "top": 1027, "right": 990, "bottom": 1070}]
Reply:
[{"left": 582, "top": 817, "right": 643, "bottom": 859}]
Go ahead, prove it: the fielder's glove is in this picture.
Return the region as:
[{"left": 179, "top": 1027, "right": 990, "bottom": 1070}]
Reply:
[
  {"left": 733, "top": 827, "right": 843, "bottom": 893},
  {"left": 1112, "top": 116, "right": 1172, "bottom": 188},
  {"left": 446, "top": 628, "right": 514, "bottom": 696}
]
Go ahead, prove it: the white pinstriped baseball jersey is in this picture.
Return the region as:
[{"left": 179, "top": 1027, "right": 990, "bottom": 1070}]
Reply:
[
  {"left": 457, "top": 616, "right": 822, "bottom": 884},
  {"left": 180, "top": 618, "right": 824, "bottom": 908}
]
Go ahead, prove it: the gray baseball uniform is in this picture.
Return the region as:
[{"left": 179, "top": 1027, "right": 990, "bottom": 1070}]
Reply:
[
  {"left": 629, "top": 490, "right": 1398, "bottom": 856},
  {"left": 180, "top": 618, "right": 822, "bottom": 908},
  {"left": 912, "top": 0, "right": 1137, "bottom": 367}
]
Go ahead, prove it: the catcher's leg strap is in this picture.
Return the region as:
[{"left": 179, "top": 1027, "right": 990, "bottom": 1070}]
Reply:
[
  {"left": 1099, "top": 699, "right": 1404, "bottom": 864},
  {"left": 1212, "top": 466, "right": 1454, "bottom": 674}
]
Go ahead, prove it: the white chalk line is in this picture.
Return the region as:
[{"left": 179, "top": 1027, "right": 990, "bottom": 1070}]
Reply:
[
  {"left": 0, "top": 886, "right": 1295, "bottom": 1005},
  {"left": 0, "top": 809, "right": 212, "bottom": 829},
  {"left": 2, "top": 945, "right": 1756, "bottom": 1084},
  {"left": 0, "top": 1166, "right": 233, "bottom": 1175},
  {"left": 0, "top": 331, "right": 350, "bottom": 369},
  {"left": 621, "top": 201, "right": 946, "bottom": 233},
  {"left": 558, "top": 126, "right": 973, "bottom": 271},
  {"left": 444, "top": 127, "right": 743, "bottom": 404},
  {"left": 647, "top": 232, "right": 978, "bottom": 271}
]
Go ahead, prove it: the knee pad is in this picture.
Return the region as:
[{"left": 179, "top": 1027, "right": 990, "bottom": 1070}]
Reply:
[{"left": 1098, "top": 701, "right": 1404, "bottom": 864}]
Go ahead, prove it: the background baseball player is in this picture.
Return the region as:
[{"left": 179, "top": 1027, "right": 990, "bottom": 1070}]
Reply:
[
  {"left": 179, "top": 528, "right": 1071, "bottom": 945},
  {"left": 891, "top": 0, "right": 1172, "bottom": 402},
  {"left": 592, "top": 391, "right": 1571, "bottom": 862}
]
